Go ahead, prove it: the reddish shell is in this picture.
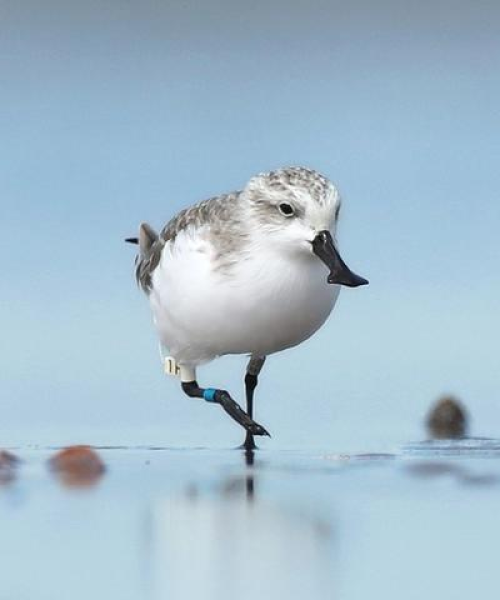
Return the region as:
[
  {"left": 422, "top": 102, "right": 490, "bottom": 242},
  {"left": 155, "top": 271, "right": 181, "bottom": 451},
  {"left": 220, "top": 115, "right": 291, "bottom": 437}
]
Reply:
[
  {"left": 0, "top": 450, "right": 20, "bottom": 484},
  {"left": 0, "top": 450, "right": 20, "bottom": 468},
  {"left": 50, "top": 445, "right": 105, "bottom": 487}
]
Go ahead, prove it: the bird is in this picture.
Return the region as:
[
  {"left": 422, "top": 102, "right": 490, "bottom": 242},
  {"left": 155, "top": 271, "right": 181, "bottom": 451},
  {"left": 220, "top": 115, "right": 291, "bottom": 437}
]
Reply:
[{"left": 127, "top": 166, "right": 368, "bottom": 449}]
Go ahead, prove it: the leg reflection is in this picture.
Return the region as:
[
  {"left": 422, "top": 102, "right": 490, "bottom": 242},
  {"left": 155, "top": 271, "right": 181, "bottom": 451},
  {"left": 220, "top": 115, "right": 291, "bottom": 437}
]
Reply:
[{"left": 244, "top": 448, "right": 255, "bottom": 501}]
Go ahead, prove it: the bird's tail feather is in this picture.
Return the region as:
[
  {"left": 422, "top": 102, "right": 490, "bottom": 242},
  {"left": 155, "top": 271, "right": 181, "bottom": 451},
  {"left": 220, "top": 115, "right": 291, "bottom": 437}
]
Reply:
[
  {"left": 125, "top": 223, "right": 159, "bottom": 256},
  {"left": 126, "top": 222, "right": 161, "bottom": 292}
]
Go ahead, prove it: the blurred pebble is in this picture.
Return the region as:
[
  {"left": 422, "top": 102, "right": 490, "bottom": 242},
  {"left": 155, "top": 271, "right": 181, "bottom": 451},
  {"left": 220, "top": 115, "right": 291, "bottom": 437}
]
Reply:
[
  {"left": 0, "top": 450, "right": 20, "bottom": 484},
  {"left": 406, "top": 461, "right": 461, "bottom": 478},
  {"left": 406, "top": 460, "right": 499, "bottom": 487},
  {"left": 426, "top": 396, "right": 468, "bottom": 439},
  {"left": 49, "top": 445, "right": 105, "bottom": 488}
]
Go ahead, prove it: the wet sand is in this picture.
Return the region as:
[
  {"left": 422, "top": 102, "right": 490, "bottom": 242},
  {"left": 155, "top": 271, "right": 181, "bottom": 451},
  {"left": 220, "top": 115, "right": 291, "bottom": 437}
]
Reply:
[{"left": 0, "top": 440, "right": 499, "bottom": 600}]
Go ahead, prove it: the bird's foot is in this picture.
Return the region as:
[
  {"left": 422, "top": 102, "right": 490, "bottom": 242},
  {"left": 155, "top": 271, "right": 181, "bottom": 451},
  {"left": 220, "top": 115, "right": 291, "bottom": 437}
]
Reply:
[
  {"left": 238, "top": 433, "right": 257, "bottom": 451},
  {"left": 214, "top": 390, "right": 270, "bottom": 437}
]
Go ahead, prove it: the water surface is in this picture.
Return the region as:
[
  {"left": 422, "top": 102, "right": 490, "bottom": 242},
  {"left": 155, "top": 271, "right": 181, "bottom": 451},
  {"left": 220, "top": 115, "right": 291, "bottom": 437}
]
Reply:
[{"left": 1, "top": 441, "right": 499, "bottom": 600}]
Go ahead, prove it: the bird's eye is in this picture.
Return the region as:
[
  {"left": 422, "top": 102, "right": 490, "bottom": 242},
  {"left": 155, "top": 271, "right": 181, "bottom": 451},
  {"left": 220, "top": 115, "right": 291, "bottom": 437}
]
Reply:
[{"left": 278, "top": 203, "right": 295, "bottom": 217}]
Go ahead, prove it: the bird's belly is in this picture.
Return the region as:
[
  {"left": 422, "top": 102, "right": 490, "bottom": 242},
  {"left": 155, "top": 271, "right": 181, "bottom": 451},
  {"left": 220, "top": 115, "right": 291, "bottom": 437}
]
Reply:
[{"left": 150, "top": 244, "right": 339, "bottom": 363}]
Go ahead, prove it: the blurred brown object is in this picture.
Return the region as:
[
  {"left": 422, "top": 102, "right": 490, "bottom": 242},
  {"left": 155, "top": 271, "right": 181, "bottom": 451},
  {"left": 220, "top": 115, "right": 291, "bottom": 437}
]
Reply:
[
  {"left": 0, "top": 450, "right": 20, "bottom": 485},
  {"left": 49, "top": 445, "right": 105, "bottom": 488},
  {"left": 426, "top": 396, "right": 468, "bottom": 439}
]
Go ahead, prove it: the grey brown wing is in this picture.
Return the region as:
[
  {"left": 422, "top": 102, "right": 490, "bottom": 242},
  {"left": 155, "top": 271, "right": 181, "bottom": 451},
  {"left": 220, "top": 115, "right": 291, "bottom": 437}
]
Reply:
[{"left": 128, "top": 191, "right": 242, "bottom": 292}]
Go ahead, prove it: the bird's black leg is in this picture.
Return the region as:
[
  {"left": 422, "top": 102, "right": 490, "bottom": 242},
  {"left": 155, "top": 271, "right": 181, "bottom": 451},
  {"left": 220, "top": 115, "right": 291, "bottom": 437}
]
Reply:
[
  {"left": 243, "top": 356, "right": 267, "bottom": 450},
  {"left": 181, "top": 380, "right": 270, "bottom": 437}
]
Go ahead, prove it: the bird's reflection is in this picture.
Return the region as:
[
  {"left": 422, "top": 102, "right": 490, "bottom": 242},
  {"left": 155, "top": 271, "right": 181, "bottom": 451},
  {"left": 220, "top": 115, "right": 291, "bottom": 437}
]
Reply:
[
  {"left": 148, "top": 448, "right": 334, "bottom": 600},
  {"left": 219, "top": 448, "right": 256, "bottom": 501}
]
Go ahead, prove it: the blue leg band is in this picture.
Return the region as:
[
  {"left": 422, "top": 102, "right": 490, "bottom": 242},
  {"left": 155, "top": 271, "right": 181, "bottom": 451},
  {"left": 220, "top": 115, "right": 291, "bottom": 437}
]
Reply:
[{"left": 203, "top": 388, "right": 217, "bottom": 403}]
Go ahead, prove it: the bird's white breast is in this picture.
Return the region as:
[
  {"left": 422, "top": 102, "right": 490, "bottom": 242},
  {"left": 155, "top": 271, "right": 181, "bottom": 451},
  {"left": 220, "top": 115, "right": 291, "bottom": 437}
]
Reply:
[{"left": 149, "top": 227, "right": 339, "bottom": 365}]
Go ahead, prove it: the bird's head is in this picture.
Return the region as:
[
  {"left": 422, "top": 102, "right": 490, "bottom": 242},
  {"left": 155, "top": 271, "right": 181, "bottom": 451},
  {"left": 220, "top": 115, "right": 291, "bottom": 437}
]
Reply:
[{"left": 244, "top": 166, "right": 368, "bottom": 287}]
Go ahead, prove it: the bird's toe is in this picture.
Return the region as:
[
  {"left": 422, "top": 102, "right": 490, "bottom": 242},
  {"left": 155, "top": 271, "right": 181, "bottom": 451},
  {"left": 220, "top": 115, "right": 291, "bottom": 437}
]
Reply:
[{"left": 248, "top": 422, "right": 271, "bottom": 437}]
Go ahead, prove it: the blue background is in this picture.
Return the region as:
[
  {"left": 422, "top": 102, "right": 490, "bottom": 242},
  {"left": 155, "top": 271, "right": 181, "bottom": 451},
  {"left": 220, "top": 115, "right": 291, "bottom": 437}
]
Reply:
[{"left": 1, "top": 0, "right": 499, "bottom": 450}]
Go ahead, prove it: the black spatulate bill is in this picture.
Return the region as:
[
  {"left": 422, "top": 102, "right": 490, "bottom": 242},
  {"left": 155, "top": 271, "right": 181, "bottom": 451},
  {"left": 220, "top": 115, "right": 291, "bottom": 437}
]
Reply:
[{"left": 311, "top": 230, "right": 369, "bottom": 287}]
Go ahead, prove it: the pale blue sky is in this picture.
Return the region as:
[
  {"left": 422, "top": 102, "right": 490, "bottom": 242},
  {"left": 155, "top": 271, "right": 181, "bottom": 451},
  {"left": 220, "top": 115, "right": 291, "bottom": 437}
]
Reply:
[{"left": 1, "top": 0, "right": 499, "bottom": 449}]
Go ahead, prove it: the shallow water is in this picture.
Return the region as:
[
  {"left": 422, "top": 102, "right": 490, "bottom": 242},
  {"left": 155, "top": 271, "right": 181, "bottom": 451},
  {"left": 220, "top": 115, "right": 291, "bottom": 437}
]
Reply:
[{"left": 1, "top": 440, "right": 499, "bottom": 600}]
